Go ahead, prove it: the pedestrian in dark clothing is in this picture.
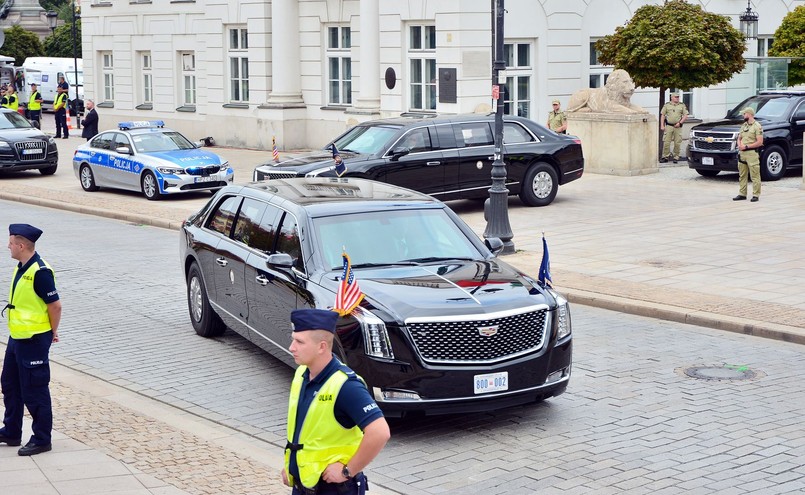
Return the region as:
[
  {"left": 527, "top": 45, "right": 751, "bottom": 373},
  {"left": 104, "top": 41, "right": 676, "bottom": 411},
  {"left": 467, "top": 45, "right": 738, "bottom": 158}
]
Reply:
[{"left": 81, "top": 99, "right": 98, "bottom": 141}]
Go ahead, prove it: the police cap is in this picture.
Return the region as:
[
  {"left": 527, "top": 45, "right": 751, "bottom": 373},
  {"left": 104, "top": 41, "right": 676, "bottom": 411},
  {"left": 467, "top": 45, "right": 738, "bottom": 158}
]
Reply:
[
  {"left": 9, "top": 223, "right": 43, "bottom": 243},
  {"left": 291, "top": 309, "right": 338, "bottom": 333},
  {"left": 742, "top": 107, "right": 755, "bottom": 116}
]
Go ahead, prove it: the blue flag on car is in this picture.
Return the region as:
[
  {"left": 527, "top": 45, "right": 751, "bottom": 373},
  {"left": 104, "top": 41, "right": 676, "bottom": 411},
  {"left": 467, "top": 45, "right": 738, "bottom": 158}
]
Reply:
[
  {"left": 330, "top": 144, "right": 347, "bottom": 177},
  {"left": 538, "top": 234, "right": 552, "bottom": 288}
]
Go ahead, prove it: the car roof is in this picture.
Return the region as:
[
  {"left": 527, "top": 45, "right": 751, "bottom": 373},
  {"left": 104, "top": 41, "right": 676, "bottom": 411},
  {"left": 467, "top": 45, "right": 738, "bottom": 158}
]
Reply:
[
  {"left": 239, "top": 177, "right": 440, "bottom": 214},
  {"left": 353, "top": 113, "right": 528, "bottom": 129},
  {"left": 757, "top": 91, "right": 805, "bottom": 97}
]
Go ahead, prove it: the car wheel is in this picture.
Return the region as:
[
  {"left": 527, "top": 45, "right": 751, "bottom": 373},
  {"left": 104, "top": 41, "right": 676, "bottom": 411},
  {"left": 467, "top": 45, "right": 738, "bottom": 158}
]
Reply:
[
  {"left": 519, "top": 162, "right": 558, "bottom": 207},
  {"left": 187, "top": 263, "right": 225, "bottom": 338},
  {"left": 696, "top": 169, "right": 720, "bottom": 177},
  {"left": 79, "top": 164, "right": 100, "bottom": 191},
  {"left": 760, "top": 145, "right": 786, "bottom": 181},
  {"left": 141, "top": 171, "right": 162, "bottom": 200},
  {"left": 39, "top": 164, "right": 57, "bottom": 176}
]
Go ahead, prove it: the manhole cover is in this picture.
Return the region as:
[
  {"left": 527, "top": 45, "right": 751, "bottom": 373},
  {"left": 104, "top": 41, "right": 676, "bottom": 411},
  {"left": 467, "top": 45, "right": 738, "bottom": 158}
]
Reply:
[{"left": 681, "top": 365, "right": 763, "bottom": 382}]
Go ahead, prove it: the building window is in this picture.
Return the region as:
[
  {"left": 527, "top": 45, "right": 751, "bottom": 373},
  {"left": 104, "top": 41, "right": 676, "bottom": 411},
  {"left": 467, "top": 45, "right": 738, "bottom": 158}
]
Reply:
[
  {"left": 229, "top": 28, "right": 249, "bottom": 102},
  {"left": 181, "top": 52, "right": 196, "bottom": 105},
  {"left": 757, "top": 37, "right": 773, "bottom": 57},
  {"left": 101, "top": 52, "right": 114, "bottom": 101},
  {"left": 408, "top": 25, "right": 436, "bottom": 111},
  {"left": 589, "top": 39, "right": 611, "bottom": 89},
  {"left": 327, "top": 26, "right": 352, "bottom": 105},
  {"left": 141, "top": 52, "right": 152, "bottom": 104},
  {"left": 503, "top": 42, "right": 531, "bottom": 118}
]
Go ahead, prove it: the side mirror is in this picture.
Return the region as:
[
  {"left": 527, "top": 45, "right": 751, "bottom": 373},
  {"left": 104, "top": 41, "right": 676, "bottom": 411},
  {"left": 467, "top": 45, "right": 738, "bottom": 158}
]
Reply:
[
  {"left": 115, "top": 146, "right": 132, "bottom": 155},
  {"left": 389, "top": 147, "right": 411, "bottom": 161},
  {"left": 267, "top": 253, "right": 294, "bottom": 268},
  {"left": 484, "top": 237, "right": 504, "bottom": 256}
]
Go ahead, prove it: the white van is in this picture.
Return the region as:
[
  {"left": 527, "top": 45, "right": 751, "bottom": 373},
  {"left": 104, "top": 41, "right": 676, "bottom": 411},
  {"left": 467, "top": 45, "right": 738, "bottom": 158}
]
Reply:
[{"left": 18, "top": 57, "right": 84, "bottom": 112}]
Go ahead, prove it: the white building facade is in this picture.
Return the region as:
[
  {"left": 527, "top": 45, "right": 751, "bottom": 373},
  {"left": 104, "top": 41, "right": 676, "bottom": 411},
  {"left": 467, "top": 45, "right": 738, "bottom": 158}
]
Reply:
[{"left": 82, "top": 0, "right": 804, "bottom": 150}]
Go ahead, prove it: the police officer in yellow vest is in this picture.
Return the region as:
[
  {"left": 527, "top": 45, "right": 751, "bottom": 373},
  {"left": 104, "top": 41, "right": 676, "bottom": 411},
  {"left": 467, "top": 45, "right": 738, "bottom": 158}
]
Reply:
[
  {"left": 2, "top": 85, "right": 18, "bottom": 112},
  {"left": 54, "top": 85, "right": 69, "bottom": 139},
  {"left": 282, "top": 309, "right": 390, "bottom": 495},
  {"left": 547, "top": 99, "right": 567, "bottom": 134},
  {"left": 660, "top": 92, "right": 689, "bottom": 163},
  {"left": 0, "top": 224, "right": 61, "bottom": 457},
  {"left": 27, "top": 83, "right": 43, "bottom": 127},
  {"left": 734, "top": 107, "right": 764, "bottom": 202}
]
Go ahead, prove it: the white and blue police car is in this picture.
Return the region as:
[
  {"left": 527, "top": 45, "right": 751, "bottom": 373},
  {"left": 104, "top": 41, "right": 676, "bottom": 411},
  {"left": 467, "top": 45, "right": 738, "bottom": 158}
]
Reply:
[{"left": 72, "top": 121, "right": 234, "bottom": 200}]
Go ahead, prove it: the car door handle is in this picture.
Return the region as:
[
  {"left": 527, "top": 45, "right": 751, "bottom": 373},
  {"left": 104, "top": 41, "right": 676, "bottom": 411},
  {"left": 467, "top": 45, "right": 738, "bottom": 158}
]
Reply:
[
  {"left": 487, "top": 156, "right": 495, "bottom": 161},
  {"left": 426, "top": 161, "right": 441, "bottom": 166},
  {"left": 215, "top": 257, "right": 228, "bottom": 267},
  {"left": 255, "top": 274, "right": 270, "bottom": 286}
]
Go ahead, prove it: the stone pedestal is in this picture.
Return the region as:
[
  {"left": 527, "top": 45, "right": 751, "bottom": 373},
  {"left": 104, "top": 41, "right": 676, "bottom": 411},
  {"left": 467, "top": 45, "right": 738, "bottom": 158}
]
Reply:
[
  {"left": 567, "top": 112, "right": 659, "bottom": 176},
  {"left": 0, "top": 0, "right": 52, "bottom": 41}
]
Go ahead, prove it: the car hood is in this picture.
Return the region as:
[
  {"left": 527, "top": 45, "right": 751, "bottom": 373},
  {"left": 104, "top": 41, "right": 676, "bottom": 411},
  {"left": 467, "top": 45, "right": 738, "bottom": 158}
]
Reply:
[
  {"left": 0, "top": 128, "right": 49, "bottom": 140},
  {"left": 256, "top": 151, "right": 366, "bottom": 174},
  {"left": 317, "top": 259, "right": 554, "bottom": 322},
  {"left": 693, "top": 117, "right": 784, "bottom": 133},
  {"left": 144, "top": 148, "right": 224, "bottom": 167}
]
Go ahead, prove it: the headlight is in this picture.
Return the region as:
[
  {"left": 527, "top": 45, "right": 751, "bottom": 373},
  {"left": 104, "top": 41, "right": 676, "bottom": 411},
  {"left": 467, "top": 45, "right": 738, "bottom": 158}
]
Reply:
[
  {"left": 554, "top": 294, "right": 572, "bottom": 340},
  {"left": 0, "top": 141, "right": 10, "bottom": 149},
  {"left": 354, "top": 308, "right": 394, "bottom": 360},
  {"left": 220, "top": 161, "right": 230, "bottom": 171},
  {"left": 47, "top": 138, "right": 56, "bottom": 145},
  {"left": 157, "top": 166, "right": 186, "bottom": 175}
]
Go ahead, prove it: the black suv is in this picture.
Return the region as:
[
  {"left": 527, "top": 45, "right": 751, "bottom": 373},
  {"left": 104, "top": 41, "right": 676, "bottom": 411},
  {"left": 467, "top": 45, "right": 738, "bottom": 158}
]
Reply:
[
  {"left": 180, "top": 177, "right": 572, "bottom": 416},
  {"left": 254, "top": 114, "right": 584, "bottom": 207},
  {"left": 687, "top": 91, "right": 805, "bottom": 180},
  {"left": 0, "top": 108, "right": 59, "bottom": 175}
]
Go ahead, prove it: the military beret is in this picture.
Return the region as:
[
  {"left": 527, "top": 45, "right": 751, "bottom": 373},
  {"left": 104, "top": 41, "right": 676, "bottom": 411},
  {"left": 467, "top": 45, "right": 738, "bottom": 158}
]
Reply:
[
  {"left": 551, "top": 99, "right": 560, "bottom": 105},
  {"left": 9, "top": 223, "right": 43, "bottom": 243},
  {"left": 742, "top": 107, "right": 755, "bottom": 116},
  {"left": 291, "top": 309, "right": 338, "bottom": 333}
]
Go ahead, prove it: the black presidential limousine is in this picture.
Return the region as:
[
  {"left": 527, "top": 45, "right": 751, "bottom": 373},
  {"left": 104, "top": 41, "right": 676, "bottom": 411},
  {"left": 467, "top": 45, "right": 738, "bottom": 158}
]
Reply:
[
  {"left": 254, "top": 114, "right": 584, "bottom": 207},
  {"left": 180, "top": 178, "right": 572, "bottom": 416}
]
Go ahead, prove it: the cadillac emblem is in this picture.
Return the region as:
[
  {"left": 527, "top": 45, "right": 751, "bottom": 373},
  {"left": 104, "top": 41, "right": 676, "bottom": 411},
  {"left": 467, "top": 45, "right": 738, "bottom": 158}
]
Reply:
[{"left": 477, "top": 325, "right": 499, "bottom": 337}]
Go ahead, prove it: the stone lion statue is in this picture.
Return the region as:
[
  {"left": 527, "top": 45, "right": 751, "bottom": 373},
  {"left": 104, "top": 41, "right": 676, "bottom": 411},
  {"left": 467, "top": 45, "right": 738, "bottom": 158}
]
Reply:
[{"left": 567, "top": 69, "right": 647, "bottom": 114}]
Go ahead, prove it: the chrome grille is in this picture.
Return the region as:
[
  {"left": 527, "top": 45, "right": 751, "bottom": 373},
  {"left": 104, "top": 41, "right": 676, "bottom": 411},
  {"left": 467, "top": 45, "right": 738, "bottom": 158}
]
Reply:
[
  {"left": 14, "top": 141, "right": 46, "bottom": 161},
  {"left": 406, "top": 306, "right": 549, "bottom": 364},
  {"left": 260, "top": 170, "right": 299, "bottom": 180},
  {"left": 186, "top": 165, "right": 221, "bottom": 176},
  {"left": 690, "top": 131, "right": 737, "bottom": 152}
]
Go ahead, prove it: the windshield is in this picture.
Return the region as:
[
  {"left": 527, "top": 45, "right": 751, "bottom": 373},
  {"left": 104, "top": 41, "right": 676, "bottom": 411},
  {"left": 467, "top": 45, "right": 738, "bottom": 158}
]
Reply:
[
  {"left": 0, "top": 111, "right": 34, "bottom": 129},
  {"left": 131, "top": 131, "right": 196, "bottom": 153},
  {"left": 64, "top": 71, "right": 84, "bottom": 86},
  {"left": 313, "top": 208, "right": 482, "bottom": 270},
  {"left": 331, "top": 125, "right": 400, "bottom": 155},
  {"left": 728, "top": 97, "right": 795, "bottom": 120}
]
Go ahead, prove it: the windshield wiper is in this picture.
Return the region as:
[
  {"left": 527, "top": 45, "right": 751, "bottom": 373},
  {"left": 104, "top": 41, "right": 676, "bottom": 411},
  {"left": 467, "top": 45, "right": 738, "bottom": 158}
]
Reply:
[{"left": 401, "top": 256, "right": 477, "bottom": 263}]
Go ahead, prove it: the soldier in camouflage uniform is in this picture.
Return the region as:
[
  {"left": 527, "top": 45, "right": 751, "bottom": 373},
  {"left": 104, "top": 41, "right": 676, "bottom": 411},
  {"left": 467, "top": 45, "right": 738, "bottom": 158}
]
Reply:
[
  {"left": 734, "top": 107, "right": 764, "bottom": 202},
  {"left": 547, "top": 100, "right": 567, "bottom": 134},
  {"left": 660, "top": 92, "right": 689, "bottom": 163}
]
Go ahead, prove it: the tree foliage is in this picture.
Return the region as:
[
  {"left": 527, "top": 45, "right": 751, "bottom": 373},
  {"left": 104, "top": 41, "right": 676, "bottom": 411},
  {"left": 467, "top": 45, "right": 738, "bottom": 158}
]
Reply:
[
  {"left": 2, "top": 26, "right": 44, "bottom": 65},
  {"left": 43, "top": 20, "right": 82, "bottom": 58},
  {"left": 39, "top": 0, "right": 68, "bottom": 12},
  {"left": 596, "top": 0, "right": 746, "bottom": 93},
  {"left": 768, "top": 5, "right": 805, "bottom": 85}
]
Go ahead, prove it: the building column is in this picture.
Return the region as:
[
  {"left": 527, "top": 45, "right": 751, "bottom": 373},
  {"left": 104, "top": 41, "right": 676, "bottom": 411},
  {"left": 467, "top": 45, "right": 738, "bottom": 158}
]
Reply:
[
  {"left": 267, "top": 0, "right": 303, "bottom": 106},
  {"left": 351, "top": 0, "right": 380, "bottom": 113}
]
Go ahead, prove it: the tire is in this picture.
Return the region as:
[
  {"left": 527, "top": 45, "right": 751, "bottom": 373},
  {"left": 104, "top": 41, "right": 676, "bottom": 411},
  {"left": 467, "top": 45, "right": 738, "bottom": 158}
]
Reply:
[
  {"left": 760, "top": 145, "right": 786, "bottom": 181},
  {"left": 519, "top": 162, "right": 558, "bottom": 207},
  {"left": 696, "top": 169, "right": 720, "bottom": 177},
  {"left": 79, "top": 164, "right": 100, "bottom": 191},
  {"left": 141, "top": 170, "right": 162, "bottom": 200},
  {"left": 39, "top": 164, "right": 57, "bottom": 176},
  {"left": 187, "top": 263, "right": 225, "bottom": 338}
]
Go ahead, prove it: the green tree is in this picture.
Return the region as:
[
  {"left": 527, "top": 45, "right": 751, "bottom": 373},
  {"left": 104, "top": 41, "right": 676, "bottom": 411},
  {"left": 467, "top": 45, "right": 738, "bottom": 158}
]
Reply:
[
  {"left": 769, "top": 5, "right": 805, "bottom": 85},
  {"left": 596, "top": 0, "right": 746, "bottom": 111},
  {"left": 43, "top": 20, "right": 82, "bottom": 58},
  {"left": 39, "top": 0, "right": 68, "bottom": 12},
  {"left": 2, "top": 26, "right": 44, "bottom": 65}
]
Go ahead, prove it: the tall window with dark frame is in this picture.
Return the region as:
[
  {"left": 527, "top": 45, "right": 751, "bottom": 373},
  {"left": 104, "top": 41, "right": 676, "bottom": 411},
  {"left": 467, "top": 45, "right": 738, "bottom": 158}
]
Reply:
[
  {"left": 229, "top": 28, "right": 249, "bottom": 102},
  {"left": 503, "top": 42, "right": 531, "bottom": 118},
  {"left": 409, "top": 25, "right": 436, "bottom": 111},
  {"left": 589, "top": 40, "right": 611, "bottom": 89},
  {"left": 327, "top": 26, "right": 352, "bottom": 105}
]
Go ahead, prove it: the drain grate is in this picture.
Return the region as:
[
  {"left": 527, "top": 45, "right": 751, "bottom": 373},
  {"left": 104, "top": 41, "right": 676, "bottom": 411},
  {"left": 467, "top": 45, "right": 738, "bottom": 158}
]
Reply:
[{"left": 681, "top": 364, "right": 763, "bottom": 382}]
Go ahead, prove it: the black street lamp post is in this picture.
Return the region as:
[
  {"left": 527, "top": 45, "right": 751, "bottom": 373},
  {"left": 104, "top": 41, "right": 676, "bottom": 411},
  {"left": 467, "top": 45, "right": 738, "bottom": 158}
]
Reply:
[
  {"left": 71, "top": 0, "right": 81, "bottom": 128},
  {"left": 483, "top": 0, "right": 515, "bottom": 254},
  {"left": 45, "top": 10, "right": 58, "bottom": 34}
]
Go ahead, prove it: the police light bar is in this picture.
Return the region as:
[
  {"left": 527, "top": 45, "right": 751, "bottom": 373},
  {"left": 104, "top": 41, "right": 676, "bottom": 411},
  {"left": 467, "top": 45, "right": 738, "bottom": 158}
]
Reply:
[{"left": 118, "top": 120, "right": 165, "bottom": 130}]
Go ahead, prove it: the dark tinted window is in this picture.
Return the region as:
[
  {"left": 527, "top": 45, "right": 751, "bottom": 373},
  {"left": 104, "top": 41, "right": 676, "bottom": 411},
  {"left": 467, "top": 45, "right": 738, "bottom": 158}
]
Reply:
[
  {"left": 232, "top": 198, "right": 267, "bottom": 247},
  {"left": 276, "top": 213, "right": 304, "bottom": 271},
  {"left": 395, "top": 127, "right": 432, "bottom": 153},
  {"left": 252, "top": 205, "right": 283, "bottom": 253},
  {"left": 92, "top": 132, "right": 115, "bottom": 150},
  {"left": 503, "top": 122, "right": 535, "bottom": 144},
  {"left": 114, "top": 133, "right": 131, "bottom": 152},
  {"left": 454, "top": 122, "right": 494, "bottom": 147},
  {"left": 792, "top": 102, "right": 805, "bottom": 121},
  {"left": 207, "top": 196, "right": 242, "bottom": 237}
]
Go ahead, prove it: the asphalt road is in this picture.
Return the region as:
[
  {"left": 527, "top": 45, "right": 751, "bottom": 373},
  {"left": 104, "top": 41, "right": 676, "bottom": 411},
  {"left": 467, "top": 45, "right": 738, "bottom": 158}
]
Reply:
[{"left": 3, "top": 200, "right": 805, "bottom": 494}]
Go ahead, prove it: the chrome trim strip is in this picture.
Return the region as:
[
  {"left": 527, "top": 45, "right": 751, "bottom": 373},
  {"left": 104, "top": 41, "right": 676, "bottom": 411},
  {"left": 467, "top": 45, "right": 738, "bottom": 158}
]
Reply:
[{"left": 435, "top": 181, "right": 519, "bottom": 196}]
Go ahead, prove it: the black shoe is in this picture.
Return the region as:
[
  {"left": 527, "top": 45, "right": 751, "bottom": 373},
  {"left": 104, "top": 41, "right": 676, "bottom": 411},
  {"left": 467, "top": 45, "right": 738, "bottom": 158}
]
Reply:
[
  {"left": 658, "top": 157, "right": 668, "bottom": 163},
  {"left": 0, "top": 433, "right": 21, "bottom": 447},
  {"left": 672, "top": 158, "right": 679, "bottom": 163},
  {"left": 18, "top": 441, "right": 52, "bottom": 456},
  {"left": 62, "top": 136, "right": 69, "bottom": 139},
  {"left": 733, "top": 195, "right": 746, "bottom": 201},
  {"left": 751, "top": 196, "right": 759, "bottom": 202}
]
